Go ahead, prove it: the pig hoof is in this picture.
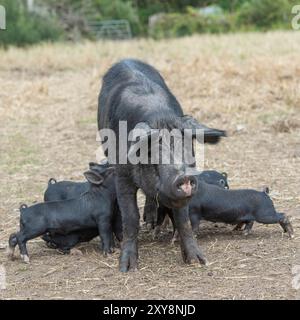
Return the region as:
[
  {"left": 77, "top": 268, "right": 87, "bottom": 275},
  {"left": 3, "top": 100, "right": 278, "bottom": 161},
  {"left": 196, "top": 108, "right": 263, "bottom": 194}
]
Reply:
[
  {"left": 186, "top": 254, "right": 207, "bottom": 266},
  {"left": 119, "top": 241, "right": 138, "bottom": 272},
  {"left": 21, "top": 254, "right": 30, "bottom": 264},
  {"left": 183, "top": 245, "right": 207, "bottom": 265},
  {"left": 103, "top": 248, "right": 114, "bottom": 256},
  {"left": 242, "top": 230, "right": 250, "bottom": 236},
  {"left": 120, "top": 259, "right": 138, "bottom": 273},
  {"left": 288, "top": 232, "right": 294, "bottom": 239},
  {"left": 279, "top": 216, "right": 294, "bottom": 238}
]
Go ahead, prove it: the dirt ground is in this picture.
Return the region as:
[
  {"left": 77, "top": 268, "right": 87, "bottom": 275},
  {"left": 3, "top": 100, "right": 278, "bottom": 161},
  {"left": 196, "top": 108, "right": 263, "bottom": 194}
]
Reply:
[{"left": 0, "top": 31, "right": 300, "bottom": 300}]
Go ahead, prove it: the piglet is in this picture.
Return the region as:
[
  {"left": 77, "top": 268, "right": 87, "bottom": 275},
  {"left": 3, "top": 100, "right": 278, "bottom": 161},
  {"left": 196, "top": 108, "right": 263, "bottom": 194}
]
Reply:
[
  {"left": 8, "top": 165, "right": 119, "bottom": 263},
  {"left": 181, "top": 182, "right": 294, "bottom": 239},
  {"left": 154, "top": 170, "right": 230, "bottom": 237},
  {"left": 42, "top": 161, "right": 122, "bottom": 253}
]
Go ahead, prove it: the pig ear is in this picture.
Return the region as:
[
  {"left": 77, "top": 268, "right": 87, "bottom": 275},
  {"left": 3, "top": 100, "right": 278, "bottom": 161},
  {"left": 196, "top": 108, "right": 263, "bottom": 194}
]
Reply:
[
  {"left": 180, "top": 115, "right": 226, "bottom": 144},
  {"left": 84, "top": 170, "right": 104, "bottom": 185},
  {"left": 222, "top": 172, "right": 228, "bottom": 179}
]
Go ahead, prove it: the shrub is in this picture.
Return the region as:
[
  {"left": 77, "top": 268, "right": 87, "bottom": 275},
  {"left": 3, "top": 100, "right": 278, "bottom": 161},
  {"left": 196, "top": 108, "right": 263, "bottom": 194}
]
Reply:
[
  {"left": 237, "top": 0, "right": 291, "bottom": 29},
  {"left": 148, "top": 11, "right": 235, "bottom": 39},
  {"left": 0, "top": 0, "right": 64, "bottom": 47},
  {"left": 93, "top": 0, "right": 141, "bottom": 36}
]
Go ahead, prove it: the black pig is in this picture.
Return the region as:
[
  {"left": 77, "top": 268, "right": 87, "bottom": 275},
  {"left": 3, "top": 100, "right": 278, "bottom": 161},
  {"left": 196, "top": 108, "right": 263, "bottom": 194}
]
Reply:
[
  {"left": 42, "top": 161, "right": 122, "bottom": 253},
  {"left": 98, "top": 59, "right": 226, "bottom": 271},
  {"left": 42, "top": 229, "right": 99, "bottom": 254},
  {"left": 171, "top": 182, "right": 294, "bottom": 240},
  {"left": 146, "top": 170, "right": 229, "bottom": 229},
  {"left": 8, "top": 166, "right": 120, "bottom": 263}
]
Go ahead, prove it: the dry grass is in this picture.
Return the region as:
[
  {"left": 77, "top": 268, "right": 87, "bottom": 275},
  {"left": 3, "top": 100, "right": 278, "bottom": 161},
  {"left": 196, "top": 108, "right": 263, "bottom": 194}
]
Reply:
[{"left": 0, "top": 31, "right": 300, "bottom": 299}]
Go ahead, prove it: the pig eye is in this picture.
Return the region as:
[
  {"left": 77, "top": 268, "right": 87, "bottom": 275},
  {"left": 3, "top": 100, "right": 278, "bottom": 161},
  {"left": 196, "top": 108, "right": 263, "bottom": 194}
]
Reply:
[{"left": 190, "top": 180, "right": 196, "bottom": 187}]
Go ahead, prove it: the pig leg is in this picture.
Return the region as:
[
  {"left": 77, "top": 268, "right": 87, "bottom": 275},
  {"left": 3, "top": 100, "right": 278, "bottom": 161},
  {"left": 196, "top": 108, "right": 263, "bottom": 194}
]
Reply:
[
  {"left": 173, "top": 206, "right": 207, "bottom": 265},
  {"left": 162, "top": 215, "right": 170, "bottom": 229},
  {"left": 164, "top": 210, "right": 179, "bottom": 244},
  {"left": 112, "top": 205, "right": 123, "bottom": 243},
  {"left": 116, "top": 176, "right": 139, "bottom": 272},
  {"left": 154, "top": 208, "right": 176, "bottom": 241},
  {"left": 189, "top": 212, "right": 201, "bottom": 234},
  {"left": 242, "top": 221, "right": 254, "bottom": 236},
  {"left": 143, "top": 197, "right": 157, "bottom": 230},
  {"left": 7, "top": 233, "right": 18, "bottom": 259},
  {"left": 113, "top": 223, "right": 123, "bottom": 243},
  {"left": 256, "top": 211, "right": 294, "bottom": 238},
  {"left": 171, "top": 230, "right": 179, "bottom": 245},
  {"left": 153, "top": 205, "right": 168, "bottom": 239},
  {"left": 169, "top": 211, "right": 179, "bottom": 244},
  {"left": 14, "top": 223, "right": 46, "bottom": 263},
  {"left": 160, "top": 206, "right": 172, "bottom": 230},
  {"left": 97, "top": 215, "right": 114, "bottom": 256},
  {"left": 278, "top": 213, "right": 294, "bottom": 238},
  {"left": 153, "top": 225, "right": 162, "bottom": 239},
  {"left": 154, "top": 215, "right": 171, "bottom": 239},
  {"left": 15, "top": 232, "right": 30, "bottom": 263},
  {"left": 8, "top": 231, "right": 30, "bottom": 263},
  {"left": 111, "top": 234, "right": 116, "bottom": 248}
]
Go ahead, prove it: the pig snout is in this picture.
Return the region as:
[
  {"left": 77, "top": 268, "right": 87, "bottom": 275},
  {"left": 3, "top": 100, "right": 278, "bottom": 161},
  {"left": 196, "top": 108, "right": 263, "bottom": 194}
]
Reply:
[{"left": 172, "top": 175, "right": 197, "bottom": 198}]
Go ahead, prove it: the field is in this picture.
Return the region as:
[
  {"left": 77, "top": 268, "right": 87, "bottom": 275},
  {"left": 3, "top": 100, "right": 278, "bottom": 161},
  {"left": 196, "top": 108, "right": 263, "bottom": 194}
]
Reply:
[{"left": 0, "top": 31, "right": 300, "bottom": 299}]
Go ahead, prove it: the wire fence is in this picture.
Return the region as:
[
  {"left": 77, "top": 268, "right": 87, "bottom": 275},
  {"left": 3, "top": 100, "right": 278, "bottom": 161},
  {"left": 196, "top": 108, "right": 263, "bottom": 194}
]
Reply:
[{"left": 88, "top": 20, "right": 132, "bottom": 40}]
